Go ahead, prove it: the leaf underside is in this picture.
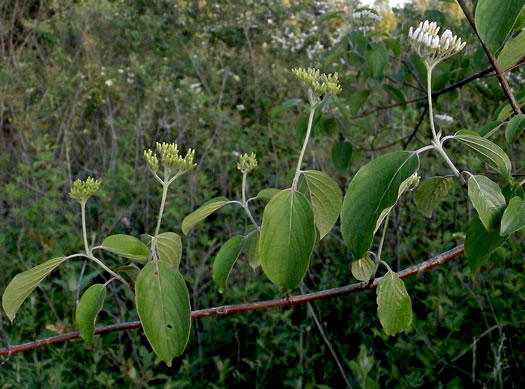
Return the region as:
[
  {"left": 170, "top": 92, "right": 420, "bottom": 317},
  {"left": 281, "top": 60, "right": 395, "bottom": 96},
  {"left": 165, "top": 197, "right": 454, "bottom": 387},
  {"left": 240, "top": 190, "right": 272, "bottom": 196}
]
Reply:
[{"left": 2, "top": 256, "right": 68, "bottom": 322}]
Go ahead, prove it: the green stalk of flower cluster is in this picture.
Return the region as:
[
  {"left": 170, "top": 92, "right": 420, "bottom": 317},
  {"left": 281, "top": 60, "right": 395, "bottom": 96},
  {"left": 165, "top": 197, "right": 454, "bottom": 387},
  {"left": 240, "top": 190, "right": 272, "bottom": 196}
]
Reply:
[
  {"left": 292, "top": 105, "right": 316, "bottom": 191},
  {"left": 426, "top": 65, "right": 461, "bottom": 178},
  {"left": 290, "top": 68, "right": 341, "bottom": 191}
]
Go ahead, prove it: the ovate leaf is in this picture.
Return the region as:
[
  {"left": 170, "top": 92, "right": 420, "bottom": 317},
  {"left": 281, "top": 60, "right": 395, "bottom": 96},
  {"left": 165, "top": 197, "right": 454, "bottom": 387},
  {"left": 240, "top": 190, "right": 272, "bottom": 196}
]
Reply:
[
  {"left": 505, "top": 114, "right": 525, "bottom": 143},
  {"left": 2, "top": 256, "right": 68, "bottom": 322},
  {"left": 341, "top": 152, "right": 420, "bottom": 259},
  {"left": 497, "top": 29, "right": 525, "bottom": 70},
  {"left": 101, "top": 235, "right": 149, "bottom": 263},
  {"left": 465, "top": 217, "right": 508, "bottom": 274},
  {"left": 302, "top": 170, "right": 343, "bottom": 239},
  {"left": 349, "top": 90, "right": 371, "bottom": 115},
  {"left": 255, "top": 188, "right": 281, "bottom": 202},
  {"left": 500, "top": 196, "right": 525, "bottom": 235},
  {"left": 155, "top": 232, "right": 182, "bottom": 269},
  {"left": 182, "top": 197, "right": 229, "bottom": 235},
  {"left": 331, "top": 140, "right": 353, "bottom": 172},
  {"left": 212, "top": 235, "right": 245, "bottom": 293},
  {"left": 365, "top": 43, "right": 388, "bottom": 79},
  {"left": 351, "top": 254, "right": 376, "bottom": 282},
  {"left": 455, "top": 134, "right": 512, "bottom": 179},
  {"left": 475, "top": 0, "right": 524, "bottom": 53},
  {"left": 76, "top": 284, "right": 106, "bottom": 344},
  {"left": 135, "top": 262, "right": 191, "bottom": 366},
  {"left": 271, "top": 98, "right": 302, "bottom": 119},
  {"left": 468, "top": 175, "right": 506, "bottom": 231},
  {"left": 243, "top": 231, "right": 260, "bottom": 270},
  {"left": 376, "top": 271, "right": 413, "bottom": 336},
  {"left": 414, "top": 177, "right": 453, "bottom": 218},
  {"left": 259, "top": 189, "right": 316, "bottom": 289}
]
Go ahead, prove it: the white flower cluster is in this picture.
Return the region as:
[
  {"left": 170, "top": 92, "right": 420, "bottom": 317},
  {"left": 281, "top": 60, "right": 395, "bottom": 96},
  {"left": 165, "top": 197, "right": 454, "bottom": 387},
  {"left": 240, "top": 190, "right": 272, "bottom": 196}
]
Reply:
[
  {"left": 352, "top": 10, "right": 382, "bottom": 22},
  {"left": 408, "top": 20, "right": 467, "bottom": 67}
]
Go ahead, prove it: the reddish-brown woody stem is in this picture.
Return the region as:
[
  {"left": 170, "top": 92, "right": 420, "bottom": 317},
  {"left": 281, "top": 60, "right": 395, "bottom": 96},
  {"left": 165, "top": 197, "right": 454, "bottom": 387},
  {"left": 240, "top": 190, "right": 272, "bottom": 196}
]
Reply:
[{"left": 0, "top": 245, "right": 464, "bottom": 357}]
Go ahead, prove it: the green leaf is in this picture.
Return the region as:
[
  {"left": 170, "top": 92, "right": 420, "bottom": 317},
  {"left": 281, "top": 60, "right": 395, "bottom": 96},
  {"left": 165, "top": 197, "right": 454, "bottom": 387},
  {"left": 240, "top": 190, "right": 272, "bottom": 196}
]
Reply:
[
  {"left": 414, "top": 177, "right": 453, "bottom": 218},
  {"left": 255, "top": 188, "right": 280, "bottom": 202},
  {"left": 496, "top": 91, "right": 525, "bottom": 121},
  {"left": 348, "top": 90, "right": 370, "bottom": 115},
  {"left": 465, "top": 217, "right": 508, "bottom": 274},
  {"left": 497, "top": 29, "right": 525, "bottom": 70},
  {"left": 478, "top": 120, "right": 503, "bottom": 137},
  {"left": 475, "top": 0, "right": 524, "bottom": 53},
  {"left": 455, "top": 134, "right": 512, "bottom": 179},
  {"left": 384, "top": 38, "right": 401, "bottom": 56},
  {"left": 365, "top": 43, "right": 388, "bottom": 79},
  {"left": 271, "top": 98, "right": 302, "bottom": 119},
  {"left": 115, "top": 265, "right": 139, "bottom": 285},
  {"left": 467, "top": 175, "right": 507, "bottom": 231},
  {"left": 76, "top": 284, "right": 106, "bottom": 344},
  {"left": 505, "top": 114, "right": 525, "bottom": 143},
  {"left": 383, "top": 85, "right": 406, "bottom": 104},
  {"left": 259, "top": 189, "right": 316, "bottom": 289},
  {"left": 500, "top": 196, "right": 525, "bottom": 235},
  {"left": 181, "top": 196, "right": 229, "bottom": 235},
  {"left": 376, "top": 271, "right": 413, "bottom": 336},
  {"left": 341, "top": 152, "right": 420, "bottom": 259},
  {"left": 100, "top": 235, "right": 149, "bottom": 263},
  {"left": 2, "top": 256, "right": 68, "bottom": 322},
  {"left": 212, "top": 235, "right": 245, "bottom": 293},
  {"left": 243, "top": 231, "right": 260, "bottom": 270},
  {"left": 331, "top": 140, "right": 353, "bottom": 172},
  {"left": 302, "top": 170, "right": 342, "bottom": 239},
  {"left": 424, "top": 9, "right": 446, "bottom": 26},
  {"left": 135, "top": 262, "right": 191, "bottom": 366},
  {"left": 155, "top": 232, "right": 182, "bottom": 269},
  {"left": 351, "top": 254, "right": 376, "bottom": 282}
]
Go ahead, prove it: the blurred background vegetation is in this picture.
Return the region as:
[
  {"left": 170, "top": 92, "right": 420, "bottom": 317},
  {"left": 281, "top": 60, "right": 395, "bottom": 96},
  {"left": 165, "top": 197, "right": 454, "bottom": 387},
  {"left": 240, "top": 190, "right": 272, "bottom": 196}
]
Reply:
[{"left": 1, "top": 0, "right": 524, "bottom": 387}]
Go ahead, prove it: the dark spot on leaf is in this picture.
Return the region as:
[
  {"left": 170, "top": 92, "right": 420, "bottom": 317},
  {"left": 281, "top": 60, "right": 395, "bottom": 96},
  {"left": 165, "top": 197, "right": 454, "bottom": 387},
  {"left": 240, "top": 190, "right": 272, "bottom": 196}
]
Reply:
[
  {"left": 167, "top": 324, "right": 172, "bottom": 329},
  {"left": 154, "top": 272, "right": 158, "bottom": 276}
]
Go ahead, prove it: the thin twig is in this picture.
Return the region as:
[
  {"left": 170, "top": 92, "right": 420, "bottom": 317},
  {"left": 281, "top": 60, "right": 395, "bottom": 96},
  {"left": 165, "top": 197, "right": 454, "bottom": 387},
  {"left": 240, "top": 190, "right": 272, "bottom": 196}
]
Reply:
[
  {"left": 305, "top": 299, "right": 353, "bottom": 388},
  {"left": 456, "top": 0, "right": 522, "bottom": 115},
  {"left": 404, "top": 105, "right": 428, "bottom": 149},
  {"left": 0, "top": 245, "right": 464, "bottom": 357}
]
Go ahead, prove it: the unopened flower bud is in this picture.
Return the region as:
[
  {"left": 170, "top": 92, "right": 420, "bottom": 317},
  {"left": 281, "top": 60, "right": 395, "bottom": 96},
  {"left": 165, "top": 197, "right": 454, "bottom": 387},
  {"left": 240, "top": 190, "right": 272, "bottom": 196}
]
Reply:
[
  {"left": 292, "top": 67, "right": 342, "bottom": 99},
  {"left": 144, "top": 149, "right": 160, "bottom": 172},
  {"left": 69, "top": 177, "right": 101, "bottom": 202},
  {"left": 408, "top": 20, "right": 467, "bottom": 67},
  {"left": 237, "top": 152, "right": 258, "bottom": 174}
]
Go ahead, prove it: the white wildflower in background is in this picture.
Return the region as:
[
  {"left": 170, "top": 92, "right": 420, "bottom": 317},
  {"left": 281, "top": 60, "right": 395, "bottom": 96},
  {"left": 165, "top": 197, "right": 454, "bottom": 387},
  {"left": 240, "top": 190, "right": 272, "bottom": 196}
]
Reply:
[
  {"left": 408, "top": 20, "right": 466, "bottom": 68},
  {"left": 352, "top": 10, "right": 382, "bottom": 22},
  {"left": 435, "top": 114, "right": 454, "bottom": 127},
  {"left": 236, "top": 104, "right": 245, "bottom": 111},
  {"left": 105, "top": 79, "right": 113, "bottom": 87}
]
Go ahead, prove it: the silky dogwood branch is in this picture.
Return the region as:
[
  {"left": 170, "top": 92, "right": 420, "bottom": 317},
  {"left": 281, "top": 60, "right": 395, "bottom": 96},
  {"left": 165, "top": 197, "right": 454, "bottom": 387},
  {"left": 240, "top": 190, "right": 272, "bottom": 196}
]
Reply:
[{"left": 0, "top": 245, "right": 465, "bottom": 357}]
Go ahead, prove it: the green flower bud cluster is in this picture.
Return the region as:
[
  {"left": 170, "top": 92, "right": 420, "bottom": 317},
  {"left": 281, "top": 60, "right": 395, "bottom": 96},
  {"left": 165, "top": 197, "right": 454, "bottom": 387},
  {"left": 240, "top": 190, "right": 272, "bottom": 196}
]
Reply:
[
  {"left": 292, "top": 67, "right": 342, "bottom": 98},
  {"left": 144, "top": 149, "right": 160, "bottom": 172},
  {"left": 144, "top": 142, "right": 197, "bottom": 176},
  {"left": 237, "top": 152, "right": 258, "bottom": 174},
  {"left": 69, "top": 177, "right": 101, "bottom": 202}
]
